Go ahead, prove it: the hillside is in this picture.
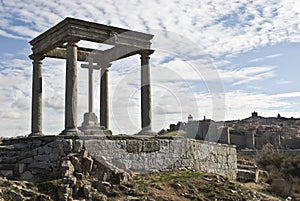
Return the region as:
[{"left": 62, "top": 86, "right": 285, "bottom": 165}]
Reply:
[{"left": 0, "top": 170, "right": 282, "bottom": 201}]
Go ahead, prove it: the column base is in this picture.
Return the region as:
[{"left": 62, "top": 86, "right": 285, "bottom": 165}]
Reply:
[
  {"left": 135, "top": 128, "right": 157, "bottom": 137},
  {"left": 79, "top": 129, "right": 112, "bottom": 136},
  {"left": 29, "top": 132, "right": 44, "bottom": 137},
  {"left": 60, "top": 128, "right": 82, "bottom": 136}
]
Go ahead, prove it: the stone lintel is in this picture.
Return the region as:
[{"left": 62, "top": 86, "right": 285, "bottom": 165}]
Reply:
[
  {"left": 40, "top": 46, "right": 145, "bottom": 63},
  {"left": 30, "top": 17, "right": 153, "bottom": 56}
]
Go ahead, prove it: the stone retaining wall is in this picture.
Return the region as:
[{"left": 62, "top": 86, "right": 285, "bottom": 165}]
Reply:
[{"left": 0, "top": 135, "right": 237, "bottom": 182}]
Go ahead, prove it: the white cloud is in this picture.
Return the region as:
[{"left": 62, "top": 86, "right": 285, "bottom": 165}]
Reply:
[
  {"left": 248, "top": 54, "right": 282, "bottom": 63},
  {"left": 1, "top": 0, "right": 300, "bottom": 56},
  {"left": 220, "top": 65, "right": 276, "bottom": 85}
]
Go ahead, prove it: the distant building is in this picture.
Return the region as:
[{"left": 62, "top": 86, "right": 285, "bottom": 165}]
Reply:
[
  {"left": 252, "top": 111, "right": 258, "bottom": 118},
  {"left": 188, "top": 114, "right": 193, "bottom": 122}
]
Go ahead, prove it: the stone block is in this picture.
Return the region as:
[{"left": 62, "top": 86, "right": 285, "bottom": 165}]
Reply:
[
  {"left": 63, "top": 139, "right": 73, "bottom": 153},
  {"left": 115, "top": 140, "right": 126, "bottom": 149},
  {"left": 20, "top": 171, "right": 34, "bottom": 181},
  {"left": 28, "top": 162, "right": 52, "bottom": 170},
  {"left": 92, "top": 180, "right": 105, "bottom": 193},
  {"left": 82, "top": 157, "right": 93, "bottom": 174},
  {"left": 142, "top": 141, "right": 159, "bottom": 152},
  {"left": 34, "top": 154, "right": 50, "bottom": 162},
  {"left": 18, "top": 163, "right": 26, "bottom": 174},
  {"left": 19, "top": 157, "right": 34, "bottom": 164},
  {"left": 18, "top": 149, "right": 38, "bottom": 160},
  {"left": 73, "top": 140, "right": 83, "bottom": 153},
  {"left": 13, "top": 143, "right": 29, "bottom": 151},
  {"left": 126, "top": 140, "right": 142, "bottom": 153},
  {"left": 38, "top": 145, "right": 51, "bottom": 155},
  {"left": 0, "top": 170, "right": 13, "bottom": 178},
  {"left": 60, "top": 160, "right": 75, "bottom": 177},
  {"left": 0, "top": 151, "right": 17, "bottom": 157},
  {"left": 57, "top": 185, "right": 73, "bottom": 201},
  {"left": 0, "top": 156, "right": 17, "bottom": 163},
  {"left": 62, "top": 175, "right": 77, "bottom": 186},
  {"left": 81, "top": 149, "right": 89, "bottom": 158},
  {"left": 70, "top": 156, "right": 82, "bottom": 172},
  {"left": 31, "top": 140, "right": 42, "bottom": 148},
  {"left": 47, "top": 140, "right": 62, "bottom": 148},
  {"left": 237, "top": 169, "right": 258, "bottom": 183},
  {"left": 0, "top": 164, "right": 16, "bottom": 170},
  {"left": 49, "top": 152, "right": 60, "bottom": 161}
]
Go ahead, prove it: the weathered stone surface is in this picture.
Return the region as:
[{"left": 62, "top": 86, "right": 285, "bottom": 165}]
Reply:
[
  {"left": 83, "top": 184, "right": 92, "bottom": 198},
  {"left": 73, "top": 140, "right": 83, "bottom": 152},
  {"left": 19, "top": 157, "right": 34, "bottom": 164},
  {"left": 237, "top": 169, "right": 257, "bottom": 183},
  {"left": 63, "top": 139, "right": 73, "bottom": 153},
  {"left": 18, "top": 149, "right": 38, "bottom": 160},
  {"left": 70, "top": 156, "right": 82, "bottom": 172},
  {"left": 62, "top": 175, "right": 77, "bottom": 186},
  {"left": 49, "top": 152, "right": 60, "bottom": 161},
  {"left": 0, "top": 136, "right": 237, "bottom": 182},
  {"left": 0, "top": 170, "right": 13, "bottom": 178},
  {"left": 20, "top": 171, "right": 34, "bottom": 180},
  {"left": 34, "top": 154, "right": 50, "bottom": 161},
  {"left": 82, "top": 157, "right": 93, "bottom": 174},
  {"left": 57, "top": 185, "right": 73, "bottom": 201},
  {"left": 142, "top": 140, "right": 159, "bottom": 152},
  {"left": 0, "top": 164, "right": 16, "bottom": 170},
  {"left": 28, "top": 162, "right": 53, "bottom": 170},
  {"left": 60, "top": 160, "right": 75, "bottom": 177},
  {"left": 38, "top": 145, "right": 51, "bottom": 155},
  {"left": 126, "top": 140, "right": 142, "bottom": 153},
  {"left": 0, "top": 157, "right": 17, "bottom": 163},
  {"left": 92, "top": 180, "right": 105, "bottom": 193},
  {"left": 18, "top": 163, "right": 26, "bottom": 174}
]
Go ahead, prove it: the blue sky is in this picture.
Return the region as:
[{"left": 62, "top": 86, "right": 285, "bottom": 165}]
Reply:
[{"left": 1, "top": 0, "right": 300, "bottom": 136}]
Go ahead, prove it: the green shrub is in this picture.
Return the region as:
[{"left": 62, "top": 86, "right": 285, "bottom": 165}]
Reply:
[{"left": 257, "top": 149, "right": 300, "bottom": 199}]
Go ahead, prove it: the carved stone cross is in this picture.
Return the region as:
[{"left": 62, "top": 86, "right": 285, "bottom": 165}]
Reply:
[{"left": 81, "top": 57, "right": 100, "bottom": 113}]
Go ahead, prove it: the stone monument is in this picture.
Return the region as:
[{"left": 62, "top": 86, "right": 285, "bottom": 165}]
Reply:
[
  {"left": 28, "top": 17, "right": 156, "bottom": 136},
  {"left": 79, "top": 57, "right": 111, "bottom": 135}
]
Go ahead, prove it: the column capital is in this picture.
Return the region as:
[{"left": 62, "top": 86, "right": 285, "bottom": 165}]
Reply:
[
  {"left": 29, "top": 54, "right": 44, "bottom": 61},
  {"left": 66, "top": 37, "right": 79, "bottom": 46},
  {"left": 99, "top": 62, "right": 112, "bottom": 71},
  {"left": 102, "top": 62, "right": 112, "bottom": 68},
  {"left": 138, "top": 49, "right": 155, "bottom": 57}
]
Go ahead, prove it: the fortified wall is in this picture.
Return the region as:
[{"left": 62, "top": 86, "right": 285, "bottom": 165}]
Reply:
[
  {"left": 0, "top": 136, "right": 237, "bottom": 183},
  {"left": 180, "top": 119, "right": 300, "bottom": 149}
]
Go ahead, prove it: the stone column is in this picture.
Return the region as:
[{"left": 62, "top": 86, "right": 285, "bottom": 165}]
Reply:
[
  {"left": 100, "top": 63, "right": 111, "bottom": 129},
  {"left": 30, "top": 55, "right": 44, "bottom": 136},
  {"left": 139, "top": 50, "right": 155, "bottom": 135},
  {"left": 63, "top": 40, "right": 79, "bottom": 135}
]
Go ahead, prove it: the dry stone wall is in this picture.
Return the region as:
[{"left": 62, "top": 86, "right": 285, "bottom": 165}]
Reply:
[
  {"left": 84, "top": 137, "right": 237, "bottom": 179},
  {"left": 0, "top": 135, "right": 237, "bottom": 182}
]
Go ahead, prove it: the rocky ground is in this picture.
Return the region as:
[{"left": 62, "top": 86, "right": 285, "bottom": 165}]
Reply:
[{"left": 0, "top": 170, "right": 284, "bottom": 201}]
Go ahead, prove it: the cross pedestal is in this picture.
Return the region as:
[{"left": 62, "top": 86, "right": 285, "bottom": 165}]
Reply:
[{"left": 80, "top": 58, "right": 111, "bottom": 136}]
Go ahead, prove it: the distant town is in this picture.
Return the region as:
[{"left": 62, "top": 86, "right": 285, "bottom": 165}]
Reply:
[{"left": 162, "top": 112, "right": 300, "bottom": 149}]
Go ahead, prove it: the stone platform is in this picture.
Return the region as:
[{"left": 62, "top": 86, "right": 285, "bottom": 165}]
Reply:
[{"left": 0, "top": 135, "right": 237, "bottom": 182}]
